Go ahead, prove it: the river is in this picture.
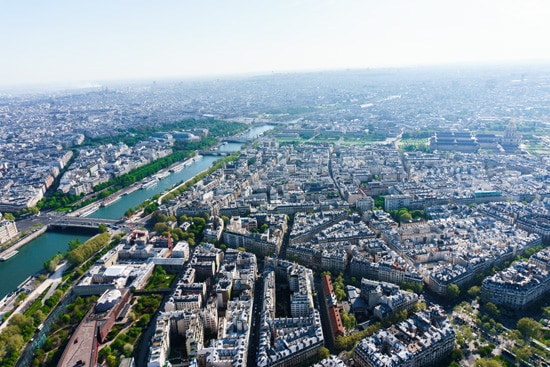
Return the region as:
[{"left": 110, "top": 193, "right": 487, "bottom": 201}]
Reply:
[
  {"left": 0, "top": 231, "right": 92, "bottom": 299},
  {"left": 241, "top": 124, "right": 274, "bottom": 139},
  {"left": 0, "top": 124, "right": 274, "bottom": 298},
  {"left": 87, "top": 155, "right": 219, "bottom": 220},
  {"left": 87, "top": 125, "right": 274, "bottom": 219}
]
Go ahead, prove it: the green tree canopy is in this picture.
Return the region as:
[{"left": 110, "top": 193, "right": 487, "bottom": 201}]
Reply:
[
  {"left": 98, "top": 223, "right": 108, "bottom": 233},
  {"left": 517, "top": 317, "right": 541, "bottom": 340},
  {"left": 2, "top": 213, "right": 15, "bottom": 221},
  {"left": 513, "top": 345, "right": 533, "bottom": 363},
  {"left": 467, "top": 285, "right": 481, "bottom": 297},
  {"left": 124, "top": 208, "right": 136, "bottom": 218},
  {"left": 399, "top": 211, "right": 412, "bottom": 222},
  {"left": 447, "top": 284, "right": 460, "bottom": 298},
  {"left": 483, "top": 302, "right": 500, "bottom": 317},
  {"left": 318, "top": 346, "right": 330, "bottom": 360},
  {"left": 66, "top": 232, "right": 111, "bottom": 267},
  {"left": 450, "top": 348, "right": 463, "bottom": 362},
  {"left": 153, "top": 222, "right": 169, "bottom": 233}
]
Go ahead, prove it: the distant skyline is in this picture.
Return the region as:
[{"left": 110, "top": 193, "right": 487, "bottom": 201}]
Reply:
[{"left": 1, "top": 0, "right": 549, "bottom": 87}]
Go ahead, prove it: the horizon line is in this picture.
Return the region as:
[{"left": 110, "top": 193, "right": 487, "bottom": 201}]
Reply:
[{"left": 1, "top": 59, "right": 549, "bottom": 94}]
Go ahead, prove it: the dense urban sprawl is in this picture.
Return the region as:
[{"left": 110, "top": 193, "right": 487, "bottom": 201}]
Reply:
[{"left": 1, "top": 67, "right": 550, "bottom": 367}]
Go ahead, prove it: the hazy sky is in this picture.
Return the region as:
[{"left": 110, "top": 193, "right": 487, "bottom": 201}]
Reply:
[{"left": 1, "top": 0, "right": 549, "bottom": 86}]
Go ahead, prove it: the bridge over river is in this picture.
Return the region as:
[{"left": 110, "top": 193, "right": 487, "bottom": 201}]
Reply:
[
  {"left": 48, "top": 216, "right": 120, "bottom": 230},
  {"left": 198, "top": 150, "right": 231, "bottom": 156},
  {"left": 221, "top": 137, "right": 253, "bottom": 144}
]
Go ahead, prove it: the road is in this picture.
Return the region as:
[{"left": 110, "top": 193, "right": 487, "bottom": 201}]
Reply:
[
  {"left": 42, "top": 262, "right": 68, "bottom": 304},
  {"left": 12, "top": 211, "right": 63, "bottom": 233},
  {"left": 247, "top": 261, "right": 264, "bottom": 366}
]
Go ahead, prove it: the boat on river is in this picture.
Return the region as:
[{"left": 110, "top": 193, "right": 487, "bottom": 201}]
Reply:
[
  {"left": 0, "top": 250, "right": 18, "bottom": 261},
  {"left": 141, "top": 177, "right": 159, "bottom": 190},
  {"left": 154, "top": 171, "right": 170, "bottom": 180},
  {"left": 78, "top": 205, "right": 99, "bottom": 217},
  {"left": 122, "top": 185, "right": 140, "bottom": 195},
  {"left": 100, "top": 196, "right": 121, "bottom": 207},
  {"left": 169, "top": 162, "right": 185, "bottom": 172}
]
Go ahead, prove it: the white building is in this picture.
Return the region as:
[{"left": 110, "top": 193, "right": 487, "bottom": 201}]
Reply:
[{"left": 0, "top": 220, "right": 18, "bottom": 245}]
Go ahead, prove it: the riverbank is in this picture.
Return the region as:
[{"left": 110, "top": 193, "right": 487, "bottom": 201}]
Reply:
[
  {"left": 0, "top": 261, "right": 67, "bottom": 332},
  {"left": 156, "top": 164, "right": 211, "bottom": 205},
  {"left": 70, "top": 155, "right": 203, "bottom": 220},
  {"left": 0, "top": 226, "right": 47, "bottom": 260}
]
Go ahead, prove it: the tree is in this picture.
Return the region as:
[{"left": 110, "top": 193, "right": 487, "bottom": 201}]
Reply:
[
  {"left": 172, "top": 227, "right": 184, "bottom": 240},
  {"left": 477, "top": 344, "right": 495, "bottom": 358},
  {"left": 153, "top": 222, "right": 168, "bottom": 233},
  {"left": 45, "top": 253, "right": 63, "bottom": 272},
  {"left": 340, "top": 310, "right": 356, "bottom": 330},
  {"left": 123, "top": 343, "right": 134, "bottom": 357},
  {"left": 66, "top": 232, "right": 111, "bottom": 266},
  {"left": 513, "top": 345, "right": 533, "bottom": 363},
  {"left": 447, "top": 284, "right": 460, "bottom": 298},
  {"left": 334, "top": 286, "right": 346, "bottom": 302},
  {"left": 412, "top": 301, "right": 427, "bottom": 312},
  {"left": 455, "top": 332, "right": 465, "bottom": 347},
  {"left": 450, "top": 348, "right": 463, "bottom": 362},
  {"left": 2, "top": 213, "right": 15, "bottom": 221},
  {"left": 399, "top": 211, "right": 412, "bottom": 222},
  {"left": 467, "top": 285, "right": 481, "bottom": 297},
  {"left": 410, "top": 209, "right": 425, "bottom": 219},
  {"left": 193, "top": 217, "right": 206, "bottom": 227},
  {"left": 483, "top": 302, "right": 500, "bottom": 318},
  {"left": 9, "top": 314, "right": 33, "bottom": 331},
  {"left": 28, "top": 206, "right": 40, "bottom": 215},
  {"left": 68, "top": 238, "right": 82, "bottom": 250},
  {"left": 401, "top": 281, "right": 423, "bottom": 294},
  {"left": 32, "top": 310, "right": 46, "bottom": 324},
  {"left": 517, "top": 317, "right": 541, "bottom": 340},
  {"left": 460, "top": 324, "right": 474, "bottom": 341},
  {"left": 98, "top": 223, "right": 108, "bottom": 233},
  {"left": 106, "top": 354, "right": 118, "bottom": 367},
  {"left": 144, "top": 202, "right": 158, "bottom": 215},
  {"left": 318, "top": 346, "right": 330, "bottom": 360},
  {"left": 138, "top": 313, "right": 151, "bottom": 327},
  {"left": 4, "top": 333, "right": 24, "bottom": 354},
  {"left": 374, "top": 196, "right": 384, "bottom": 209},
  {"left": 98, "top": 346, "right": 112, "bottom": 361}
]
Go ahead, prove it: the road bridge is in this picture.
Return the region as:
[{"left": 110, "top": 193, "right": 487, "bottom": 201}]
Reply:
[
  {"left": 199, "top": 150, "right": 231, "bottom": 156},
  {"left": 49, "top": 217, "right": 119, "bottom": 231},
  {"left": 221, "top": 137, "right": 253, "bottom": 144}
]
